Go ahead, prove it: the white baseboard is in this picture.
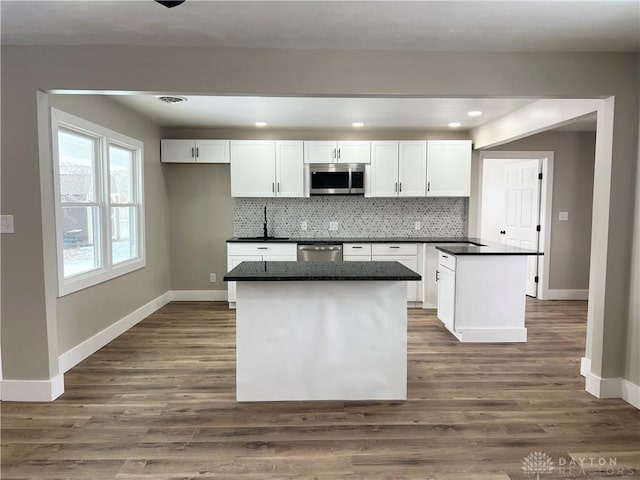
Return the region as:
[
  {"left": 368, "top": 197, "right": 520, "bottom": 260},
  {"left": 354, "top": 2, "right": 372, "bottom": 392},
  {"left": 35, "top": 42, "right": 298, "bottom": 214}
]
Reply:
[
  {"left": 59, "top": 291, "right": 172, "bottom": 373},
  {"left": 1, "top": 374, "right": 64, "bottom": 402},
  {"left": 454, "top": 327, "right": 527, "bottom": 343},
  {"left": 582, "top": 357, "right": 640, "bottom": 409},
  {"left": 170, "top": 290, "right": 227, "bottom": 301},
  {"left": 545, "top": 289, "right": 589, "bottom": 300}
]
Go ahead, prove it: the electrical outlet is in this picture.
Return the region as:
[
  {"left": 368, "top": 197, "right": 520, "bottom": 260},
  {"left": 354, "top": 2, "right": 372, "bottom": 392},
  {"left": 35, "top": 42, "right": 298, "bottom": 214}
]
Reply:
[
  {"left": 329, "top": 221, "right": 338, "bottom": 231},
  {"left": 301, "top": 221, "right": 308, "bottom": 231},
  {"left": 209, "top": 273, "right": 216, "bottom": 283},
  {"left": 559, "top": 211, "right": 569, "bottom": 221},
  {"left": 414, "top": 221, "right": 421, "bottom": 230},
  {"left": 0, "top": 215, "right": 14, "bottom": 234}
]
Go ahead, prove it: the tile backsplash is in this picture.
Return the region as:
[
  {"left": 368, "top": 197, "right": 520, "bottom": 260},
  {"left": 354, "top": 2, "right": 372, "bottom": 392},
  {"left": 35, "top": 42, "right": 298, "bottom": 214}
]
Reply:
[{"left": 234, "top": 197, "right": 467, "bottom": 238}]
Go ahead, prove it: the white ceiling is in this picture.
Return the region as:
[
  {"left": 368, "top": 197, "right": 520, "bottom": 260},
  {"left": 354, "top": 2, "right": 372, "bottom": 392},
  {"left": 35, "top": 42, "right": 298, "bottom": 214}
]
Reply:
[
  {"left": 1, "top": 1, "right": 639, "bottom": 52},
  {"left": 5, "top": 0, "right": 616, "bottom": 131},
  {"left": 108, "top": 95, "right": 537, "bottom": 130}
]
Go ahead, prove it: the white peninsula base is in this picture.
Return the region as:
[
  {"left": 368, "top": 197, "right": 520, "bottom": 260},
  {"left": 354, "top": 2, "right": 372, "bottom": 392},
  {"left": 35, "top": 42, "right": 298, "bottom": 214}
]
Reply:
[
  {"left": 235, "top": 280, "right": 408, "bottom": 401},
  {"left": 437, "top": 252, "right": 528, "bottom": 343}
]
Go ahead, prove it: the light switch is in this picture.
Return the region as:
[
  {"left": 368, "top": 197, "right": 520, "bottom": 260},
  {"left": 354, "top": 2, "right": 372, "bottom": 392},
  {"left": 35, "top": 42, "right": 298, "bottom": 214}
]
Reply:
[
  {"left": 559, "top": 211, "right": 569, "bottom": 221},
  {"left": 301, "top": 221, "right": 308, "bottom": 231},
  {"left": 1, "top": 215, "right": 14, "bottom": 234},
  {"left": 414, "top": 221, "right": 421, "bottom": 230},
  {"left": 329, "top": 221, "right": 338, "bottom": 231}
]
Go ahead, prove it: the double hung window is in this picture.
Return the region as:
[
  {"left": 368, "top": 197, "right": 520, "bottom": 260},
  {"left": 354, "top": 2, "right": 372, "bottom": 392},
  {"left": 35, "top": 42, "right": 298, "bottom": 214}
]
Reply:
[{"left": 51, "top": 109, "right": 145, "bottom": 296}]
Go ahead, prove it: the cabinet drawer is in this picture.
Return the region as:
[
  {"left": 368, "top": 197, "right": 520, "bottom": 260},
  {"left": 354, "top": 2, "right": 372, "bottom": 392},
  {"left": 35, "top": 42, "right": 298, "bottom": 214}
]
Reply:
[
  {"left": 343, "top": 243, "right": 372, "bottom": 256},
  {"left": 227, "top": 243, "right": 297, "bottom": 256},
  {"left": 438, "top": 251, "right": 457, "bottom": 270},
  {"left": 372, "top": 243, "right": 418, "bottom": 255},
  {"left": 344, "top": 255, "right": 372, "bottom": 262}
]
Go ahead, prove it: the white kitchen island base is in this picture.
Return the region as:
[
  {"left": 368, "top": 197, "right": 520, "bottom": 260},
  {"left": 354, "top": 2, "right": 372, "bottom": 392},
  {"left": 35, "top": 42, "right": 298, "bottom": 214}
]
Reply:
[{"left": 235, "top": 280, "right": 408, "bottom": 401}]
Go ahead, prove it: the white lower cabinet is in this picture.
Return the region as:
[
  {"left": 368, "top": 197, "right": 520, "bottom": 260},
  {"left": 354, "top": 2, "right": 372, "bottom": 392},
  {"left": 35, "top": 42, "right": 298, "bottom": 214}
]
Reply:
[
  {"left": 435, "top": 251, "right": 528, "bottom": 343},
  {"left": 343, "top": 243, "right": 372, "bottom": 262},
  {"left": 371, "top": 243, "right": 422, "bottom": 303},
  {"left": 227, "top": 243, "right": 297, "bottom": 304},
  {"left": 436, "top": 253, "right": 456, "bottom": 332}
]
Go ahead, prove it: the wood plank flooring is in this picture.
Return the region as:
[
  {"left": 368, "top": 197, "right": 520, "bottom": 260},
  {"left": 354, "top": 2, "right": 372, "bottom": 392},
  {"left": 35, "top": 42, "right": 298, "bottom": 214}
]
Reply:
[{"left": 2, "top": 299, "right": 639, "bottom": 479}]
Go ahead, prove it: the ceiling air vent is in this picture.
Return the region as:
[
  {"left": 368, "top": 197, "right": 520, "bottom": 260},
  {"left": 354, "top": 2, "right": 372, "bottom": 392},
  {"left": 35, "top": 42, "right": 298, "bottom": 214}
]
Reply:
[{"left": 157, "top": 96, "right": 188, "bottom": 105}]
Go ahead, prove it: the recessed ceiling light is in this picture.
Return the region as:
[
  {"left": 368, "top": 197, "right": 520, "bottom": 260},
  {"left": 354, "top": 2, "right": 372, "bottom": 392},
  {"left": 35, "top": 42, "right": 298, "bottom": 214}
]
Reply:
[
  {"left": 352, "top": 122, "right": 365, "bottom": 128},
  {"left": 467, "top": 110, "right": 483, "bottom": 117},
  {"left": 156, "top": 95, "right": 187, "bottom": 104},
  {"left": 255, "top": 122, "right": 267, "bottom": 127},
  {"left": 448, "top": 122, "right": 462, "bottom": 128}
]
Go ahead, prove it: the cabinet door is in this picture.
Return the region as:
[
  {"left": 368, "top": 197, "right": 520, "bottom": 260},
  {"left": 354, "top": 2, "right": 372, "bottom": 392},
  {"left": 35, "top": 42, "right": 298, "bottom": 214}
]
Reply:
[
  {"left": 437, "top": 265, "right": 456, "bottom": 332},
  {"left": 196, "top": 140, "right": 230, "bottom": 164},
  {"left": 372, "top": 254, "right": 419, "bottom": 301},
  {"left": 399, "top": 141, "right": 427, "bottom": 197},
  {"left": 426, "top": 140, "right": 472, "bottom": 197},
  {"left": 230, "top": 141, "right": 276, "bottom": 197},
  {"left": 369, "top": 141, "right": 399, "bottom": 197},
  {"left": 161, "top": 139, "right": 196, "bottom": 163},
  {"left": 227, "top": 255, "right": 262, "bottom": 303},
  {"left": 304, "top": 141, "right": 337, "bottom": 164},
  {"left": 337, "top": 141, "right": 370, "bottom": 164},
  {"left": 275, "top": 141, "right": 304, "bottom": 197},
  {"left": 261, "top": 254, "right": 297, "bottom": 262}
]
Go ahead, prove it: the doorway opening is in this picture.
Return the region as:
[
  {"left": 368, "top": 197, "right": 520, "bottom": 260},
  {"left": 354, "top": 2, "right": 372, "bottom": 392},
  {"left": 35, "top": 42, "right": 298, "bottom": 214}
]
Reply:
[{"left": 478, "top": 151, "right": 554, "bottom": 299}]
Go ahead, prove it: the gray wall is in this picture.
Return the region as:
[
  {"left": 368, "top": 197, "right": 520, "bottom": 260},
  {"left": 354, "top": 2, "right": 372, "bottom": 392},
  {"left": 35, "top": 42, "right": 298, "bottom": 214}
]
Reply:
[
  {"left": 487, "top": 131, "right": 596, "bottom": 291},
  {"left": 0, "top": 46, "right": 637, "bottom": 392}
]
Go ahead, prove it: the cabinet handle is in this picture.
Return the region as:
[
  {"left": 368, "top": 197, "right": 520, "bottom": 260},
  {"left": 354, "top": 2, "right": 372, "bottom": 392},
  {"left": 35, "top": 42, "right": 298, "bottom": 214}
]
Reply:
[
  {"left": 442, "top": 255, "right": 448, "bottom": 258},
  {"left": 338, "top": 148, "right": 341, "bottom": 159},
  {"left": 333, "top": 148, "right": 337, "bottom": 159},
  {"left": 436, "top": 270, "right": 440, "bottom": 281},
  {"left": 191, "top": 147, "right": 195, "bottom": 158},
  {"left": 389, "top": 246, "right": 400, "bottom": 249},
  {"left": 352, "top": 246, "right": 363, "bottom": 249},
  {"left": 257, "top": 247, "right": 268, "bottom": 250},
  {"left": 500, "top": 230, "right": 506, "bottom": 235},
  {"left": 272, "top": 183, "right": 275, "bottom": 192},
  {"left": 427, "top": 181, "right": 430, "bottom": 192},
  {"left": 399, "top": 182, "right": 402, "bottom": 192},
  {"left": 395, "top": 182, "right": 398, "bottom": 192},
  {"left": 196, "top": 147, "right": 199, "bottom": 158},
  {"left": 277, "top": 182, "right": 280, "bottom": 193}
]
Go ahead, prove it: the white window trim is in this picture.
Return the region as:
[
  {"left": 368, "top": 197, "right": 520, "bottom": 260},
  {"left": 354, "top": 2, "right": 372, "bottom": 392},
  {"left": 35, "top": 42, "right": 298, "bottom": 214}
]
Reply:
[{"left": 50, "top": 108, "right": 146, "bottom": 296}]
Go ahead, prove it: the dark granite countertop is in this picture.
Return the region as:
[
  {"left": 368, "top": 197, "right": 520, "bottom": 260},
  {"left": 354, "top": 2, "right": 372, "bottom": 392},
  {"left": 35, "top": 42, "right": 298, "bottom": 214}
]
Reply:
[
  {"left": 227, "top": 236, "right": 484, "bottom": 245},
  {"left": 224, "top": 261, "right": 422, "bottom": 282},
  {"left": 227, "top": 236, "right": 542, "bottom": 255},
  {"left": 436, "top": 240, "right": 543, "bottom": 256}
]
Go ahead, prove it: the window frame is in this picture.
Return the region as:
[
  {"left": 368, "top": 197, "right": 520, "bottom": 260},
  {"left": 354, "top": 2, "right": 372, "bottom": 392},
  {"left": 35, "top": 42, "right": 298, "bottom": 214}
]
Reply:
[{"left": 51, "top": 108, "right": 146, "bottom": 296}]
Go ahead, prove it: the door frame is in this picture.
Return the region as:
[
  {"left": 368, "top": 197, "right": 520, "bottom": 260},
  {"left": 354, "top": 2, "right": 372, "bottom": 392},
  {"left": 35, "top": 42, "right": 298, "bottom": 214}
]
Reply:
[{"left": 477, "top": 151, "right": 554, "bottom": 300}]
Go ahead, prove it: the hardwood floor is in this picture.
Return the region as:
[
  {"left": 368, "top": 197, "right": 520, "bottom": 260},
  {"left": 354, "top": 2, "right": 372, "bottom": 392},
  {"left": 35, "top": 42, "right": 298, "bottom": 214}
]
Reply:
[{"left": 2, "top": 299, "right": 638, "bottom": 479}]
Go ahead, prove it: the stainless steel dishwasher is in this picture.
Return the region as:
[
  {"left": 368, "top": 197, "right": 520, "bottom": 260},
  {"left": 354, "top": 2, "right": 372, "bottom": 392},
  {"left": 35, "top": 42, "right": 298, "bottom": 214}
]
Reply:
[{"left": 297, "top": 244, "right": 343, "bottom": 262}]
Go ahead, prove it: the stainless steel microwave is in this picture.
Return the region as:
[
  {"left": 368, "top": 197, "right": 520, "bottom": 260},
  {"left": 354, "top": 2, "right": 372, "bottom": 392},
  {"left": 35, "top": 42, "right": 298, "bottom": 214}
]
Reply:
[{"left": 309, "top": 164, "right": 365, "bottom": 195}]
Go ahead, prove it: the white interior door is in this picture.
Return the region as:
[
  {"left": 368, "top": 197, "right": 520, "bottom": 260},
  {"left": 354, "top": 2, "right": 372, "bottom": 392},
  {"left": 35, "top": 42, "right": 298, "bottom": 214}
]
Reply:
[{"left": 503, "top": 159, "right": 541, "bottom": 297}]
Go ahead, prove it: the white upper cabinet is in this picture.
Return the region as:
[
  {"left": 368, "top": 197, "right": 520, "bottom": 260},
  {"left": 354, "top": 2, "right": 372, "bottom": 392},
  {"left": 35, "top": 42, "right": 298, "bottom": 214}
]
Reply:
[
  {"left": 398, "top": 141, "right": 427, "bottom": 197},
  {"left": 368, "top": 141, "right": 426, "bottom": 197},
  {"left": 369, "top": 141, "right": 399, "bottom": 197},
  {"left": 230, "top": 140, "right": 304, "bottom": 197},
  {"left": 426, "top": 140, "right": 472, "bottom": 197},
  {"left": 275, "top": 141, "right": 304, "bottom": 197},
  {"left": 304, "top": 141, "right": 370, "bottom": 164},
  {"left": 161, "top": 139, "right": 230, "bottom": 164},
  {"left": 230, "top": 141, "right": 277, "bottom": 197}
]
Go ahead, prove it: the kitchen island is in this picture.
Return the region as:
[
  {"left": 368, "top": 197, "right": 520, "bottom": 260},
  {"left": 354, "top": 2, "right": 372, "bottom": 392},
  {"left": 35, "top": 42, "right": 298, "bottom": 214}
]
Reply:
[{"left": 224, "top": 261, "right": 421, "bottom": 402}]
